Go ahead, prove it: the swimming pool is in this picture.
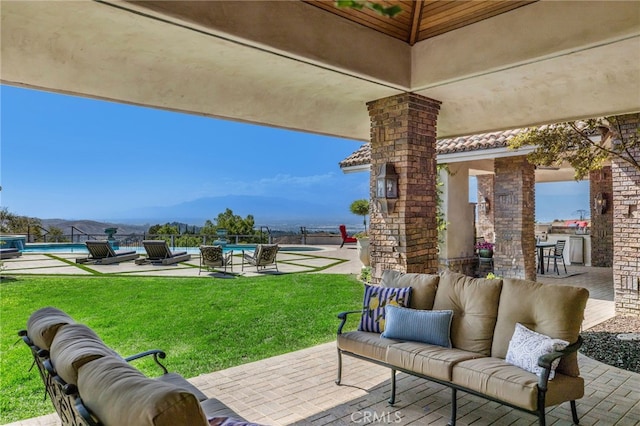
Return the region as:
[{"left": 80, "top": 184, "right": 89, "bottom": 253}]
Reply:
[{"left": 21, "top": 243, "right": 323, "bottom": 254}]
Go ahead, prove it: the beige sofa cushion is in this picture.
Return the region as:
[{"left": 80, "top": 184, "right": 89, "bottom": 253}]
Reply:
[
  {"left": 432, "top": 271, "right": 502, "bottom": 356},
  {"left": 26, "top": 307, "right": 75, "bottom": 350},
  {"left": 492, "top": 278, "right": 589, "bottom": 377},
  {"left": 77, "top": 356, "right": 208, "bottom": 426},
  {"left": 337, "top": 331, "right": 400, "bottom": 362},
  {"left": 381, "top": 270, "right": 439, "bottom": 310},
  {"left": 50, "top": 324, "right": 119, "bottom": 385},
  {"left": 386, "top": 342, "right": 482, "bottom": 381},
  {"left": 451, "top": 357, "right": 584, "bottom": 410}
]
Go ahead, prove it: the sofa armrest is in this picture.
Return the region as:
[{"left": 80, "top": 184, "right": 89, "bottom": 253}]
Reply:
[
  {"left": 337, "top": 310, "right": 362, "bottom": 335},
  {"left": 536, "top": 335, "right": 583, "bottom": 390},
  {"left": 125, "top": 349, "right": 168, "bottom": 375}
]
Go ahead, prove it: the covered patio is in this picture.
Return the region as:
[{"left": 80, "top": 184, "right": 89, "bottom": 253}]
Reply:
[
  {"left": 7, "top": 265, "right": 638, "bottom": 426},
  {"left": 2, "top": 2, "right": 639, "bottom": 424}
]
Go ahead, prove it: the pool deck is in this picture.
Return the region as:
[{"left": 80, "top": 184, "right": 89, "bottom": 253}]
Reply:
[
  {"left": 4, "top": 251, "right": 638, "bottom": 426},
  {"left": 1, "top": 245, "right": 361, "bottom": 278}
]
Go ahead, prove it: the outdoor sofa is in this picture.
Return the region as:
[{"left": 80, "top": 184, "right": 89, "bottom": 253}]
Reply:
[
  {"left": 336, "top": 270, "right": 589, "bottom": 426},
  {"left": 19, "top": 307, "right": 249, "bottom": 426}
]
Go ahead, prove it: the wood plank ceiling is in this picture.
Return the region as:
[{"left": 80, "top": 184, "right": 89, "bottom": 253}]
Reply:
[{"left": 304, "top": 0, "right": 536, "bottom": 45}]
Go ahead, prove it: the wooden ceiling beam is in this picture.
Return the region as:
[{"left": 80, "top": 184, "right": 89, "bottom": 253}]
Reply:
[{"left": 409, "top": 0, "right": 424, "bottom": 45}]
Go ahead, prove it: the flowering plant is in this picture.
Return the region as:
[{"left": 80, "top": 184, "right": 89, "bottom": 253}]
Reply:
[{"left": 475, "top": 241, "right": 494, "bottom": 250}]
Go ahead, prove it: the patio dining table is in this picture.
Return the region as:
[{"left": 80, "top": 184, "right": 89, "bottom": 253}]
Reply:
[{"left": 536, "top": 241, "right": 556, "bottom": 274}]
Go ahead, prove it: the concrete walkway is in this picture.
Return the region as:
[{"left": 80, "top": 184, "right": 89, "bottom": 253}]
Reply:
[
  {"left": 1, "top": 245, "right": 363, "bottom": 278},
  {"left": 5, "top": 252, "right": 638, "bottom": 425}
]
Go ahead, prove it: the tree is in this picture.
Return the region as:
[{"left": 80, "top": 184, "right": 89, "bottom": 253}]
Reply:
[
  {"left": 0, "top": 208, "right": 43, "bottom": 239},
  {"left": 47, "top": 226, "right": 69, "bottom": 242},
  {"left": 148, "top": 223, "right": 180, "bottom": 236},
  {"left": 336, "top": 0, "right": 402, "bottom": 17},
  {"left": 213, "top": 208, "right": 256, "bottom": 237},
  {"left": 508, "top": 116, "right": 640, "bottom": 180},
  {"left": 350, "top": 199, "right": 369, "bottom": 230}
]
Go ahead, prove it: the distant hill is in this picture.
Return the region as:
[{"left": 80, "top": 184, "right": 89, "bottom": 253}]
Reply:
[
  {"left": 41, "top": 219, "right": 149, "bottom": 235},
  {"left": 109, "top": 195, "right": 355, "bottom": 226}
]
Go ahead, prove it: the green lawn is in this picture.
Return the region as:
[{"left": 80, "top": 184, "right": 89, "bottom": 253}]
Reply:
[{"left": 0, "top": 274, "right": 364, "bottom": 424}]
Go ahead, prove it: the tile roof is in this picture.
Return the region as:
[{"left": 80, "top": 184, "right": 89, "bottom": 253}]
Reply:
[{"left": 339, "top": 128, "right": 527, "bottom": 169}]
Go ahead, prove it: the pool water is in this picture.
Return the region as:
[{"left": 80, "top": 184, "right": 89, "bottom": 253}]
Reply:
[{"left": 21, "top": 243, "right": 321, "bottom": 254}]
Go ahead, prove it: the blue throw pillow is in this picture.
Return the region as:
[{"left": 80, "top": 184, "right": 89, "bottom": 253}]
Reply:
[
  {"left": 358, "top": 284, "right": 412, "bottom": 333},
  {"left": 381, "top": 305, "right": 453, "bottom": 348}
]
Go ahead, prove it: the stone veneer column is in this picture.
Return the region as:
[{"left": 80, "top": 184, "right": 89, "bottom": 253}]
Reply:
[
  {"left": 476, "top": 174, "right": 495, "bottom": 242},
  {"left": 367, "top": 93, "right": 441, "bottom": 283},
  {"left": 589, "top": 166, "right": 613, "bottom": 267},
  {"left": 612, "top": 113, "right": 640, "bottom": 315},
  {"left": 493, "top": 156, "right": 536, "bottom": 280}
]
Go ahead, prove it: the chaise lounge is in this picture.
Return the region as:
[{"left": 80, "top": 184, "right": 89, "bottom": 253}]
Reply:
[
  {"left": 76, "top": 240, "right": 139, "bottom": 264},
  {"left": 0, "top": 247, "right": 22, "bottom": 259},
  {"left": 136, "top": 240, "right": 191, "bottom": 265}
]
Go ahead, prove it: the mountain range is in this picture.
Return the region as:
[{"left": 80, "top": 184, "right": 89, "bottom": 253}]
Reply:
[
  {"left": 109, "top": 195, "right": 357, "bottom": 227},
  {"left": 40, "top": 192, "right": 586, "bottom": 235}
]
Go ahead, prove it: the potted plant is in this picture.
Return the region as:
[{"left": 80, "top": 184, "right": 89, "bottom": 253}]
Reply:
[
  {"left": 350, "top": 199, "right": 370, "bottom": 267},
  {"left": 476, "top": 240, "right": 495, "bottom": 258}
]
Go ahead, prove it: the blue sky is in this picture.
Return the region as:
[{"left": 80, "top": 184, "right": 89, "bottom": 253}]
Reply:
[
  {"left": 1, "top": 85, "right": 369, "bottom": 223},
  {"left": 1, "top": 85, "right": 588, "bottom": 225}
]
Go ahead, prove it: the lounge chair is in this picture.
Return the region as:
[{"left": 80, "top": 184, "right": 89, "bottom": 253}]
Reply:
[
  {"left": 339, "top": 225, "right": 357, "bottom": 248},
  {"left": 136, "top": 240, "right": 191, "bottom": 265},
  {"left": 241, "top": 244, "right": 279, "bottom": 272},
  {"left": 199, "top": 245, "right": 233, "bottom": 274},
  {"left": 0, "top": 247, "right": 22, "bottom": 259},
  {"left": 76, "top": 241, "right": 139, "bottom": 264}
]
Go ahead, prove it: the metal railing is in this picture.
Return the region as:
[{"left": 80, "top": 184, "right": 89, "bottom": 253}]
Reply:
[{"left": 21, "top": 225, "right": 357, "bottom": 247}]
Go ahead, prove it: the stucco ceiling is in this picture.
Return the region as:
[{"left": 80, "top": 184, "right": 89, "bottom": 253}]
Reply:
[{"left": 2, "top": 1, "right": 639, "bottom": 141}]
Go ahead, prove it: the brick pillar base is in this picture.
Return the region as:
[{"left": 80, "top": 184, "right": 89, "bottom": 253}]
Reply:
[
  {"left": 367, "top": 93, "right": 441, "bottom": 283},
  {"left": 493, "top": 156, "right": 536, "bottom": 280},
  {"left": 612, "top": 113, "right": 640, "bottom": 315}
]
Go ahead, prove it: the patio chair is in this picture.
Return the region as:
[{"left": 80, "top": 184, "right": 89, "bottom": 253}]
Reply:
[
  {"left": 199, "top": 245, "right": 233, "bottom": 275},
  {"left": 136, "top": 240, "right": 191, "bottom": 265},
  {"left": 241, "top": 244, "right": 279, "bottom": 272},
  {"left": 339, "top": 225, "right": 357, "bottom": 248},
  {"left": 76, "top": 240, "right": 139, "bottom": 264},
  {"left": 544, "top": 240, "right": 567, "bottom": 275}
]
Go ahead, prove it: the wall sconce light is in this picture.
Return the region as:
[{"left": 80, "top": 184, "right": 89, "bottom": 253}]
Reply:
[
  {"left": 594, "top": 192, "right": 607, "bottom": 214},
  {"left": 478, "top": 196, "right": 490, "bottom": 214},
  {"left": 375, "top": 162, "right": 398, "bottom": 214}
]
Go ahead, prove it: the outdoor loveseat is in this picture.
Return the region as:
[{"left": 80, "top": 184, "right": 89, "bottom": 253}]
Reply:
[
  {"left": 336, "top": 270, "right": 589, "bottom": 426},
  {"left": 19, "top": 307, "right": 248, "bottom": 426}
]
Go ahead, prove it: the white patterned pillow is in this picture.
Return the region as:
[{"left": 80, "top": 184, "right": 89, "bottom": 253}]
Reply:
[{"left": 505, "top": 323, "right": 568, "bottom": 380}]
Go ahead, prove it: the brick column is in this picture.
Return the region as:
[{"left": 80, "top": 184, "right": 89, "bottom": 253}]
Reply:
[
  {"left": 367, "top": 93, "right": 441, "bottom": 283},
  {"left": 589, "top": 166, "right": 613, "bottom": 267},
  {"left": 493, "top": 156, "right": 536, "bottom": 280},
  {"left": 476, "top": 174, "right": 495, "bottom": 243},
  {"left": 612, "top": 113, "right": 640, "bottom": 315}
]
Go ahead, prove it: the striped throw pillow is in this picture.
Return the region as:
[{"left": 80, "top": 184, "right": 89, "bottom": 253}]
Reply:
[{"left": 358, "top": 284, "right": 411, "bottom": 333}]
